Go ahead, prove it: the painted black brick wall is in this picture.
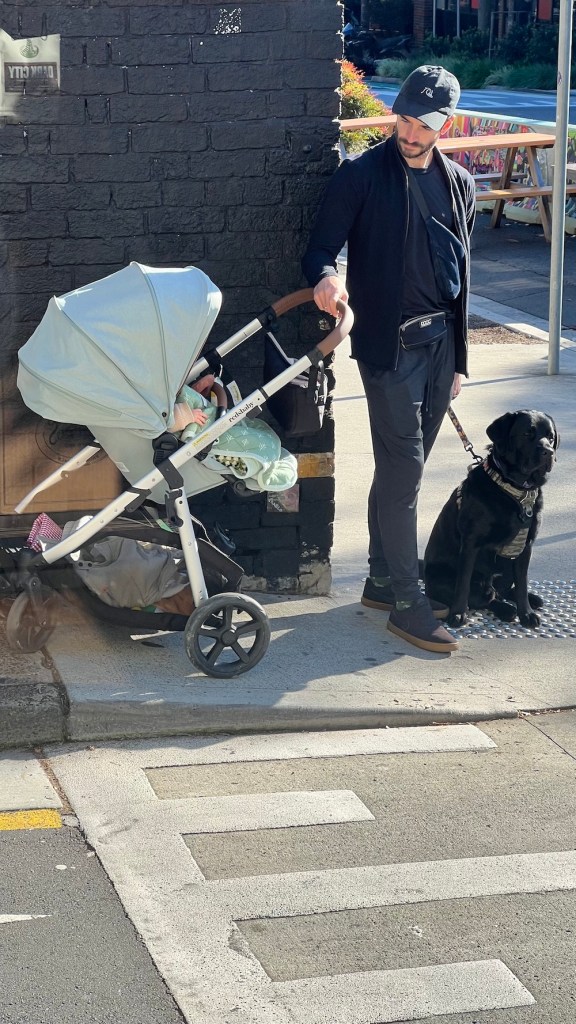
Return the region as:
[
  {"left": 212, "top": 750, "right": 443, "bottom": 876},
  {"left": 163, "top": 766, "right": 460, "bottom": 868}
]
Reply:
[{"left": 0, "top": 0, "right": 343, "bottom": 593}]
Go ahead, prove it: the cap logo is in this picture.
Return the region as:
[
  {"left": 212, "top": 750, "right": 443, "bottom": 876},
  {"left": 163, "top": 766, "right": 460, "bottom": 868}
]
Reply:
[{"left": 421, "top": 87, "right": 434, "bottom": 98}]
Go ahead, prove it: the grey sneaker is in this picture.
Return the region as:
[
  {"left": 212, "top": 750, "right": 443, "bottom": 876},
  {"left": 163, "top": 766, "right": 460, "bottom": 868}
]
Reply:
[
  {"left": 387, "top": 597, "right": 459, "bottom": 653},
  {"left": 361, "top": 578, "right": 449, "bottom": 620}
]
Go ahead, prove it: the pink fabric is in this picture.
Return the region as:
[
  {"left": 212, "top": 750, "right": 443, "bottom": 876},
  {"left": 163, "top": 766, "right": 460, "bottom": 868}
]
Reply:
[{"left": 27, "top": 513, "right": 63, "bottom": 552}]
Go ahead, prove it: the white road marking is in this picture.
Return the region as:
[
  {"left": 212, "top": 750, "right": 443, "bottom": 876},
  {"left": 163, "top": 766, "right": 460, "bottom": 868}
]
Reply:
[
  {"left": 46, "top": 729, "right": 542, "bottom": 1024},
  {"left": 211, "top": 850, "right": 576, "bottom": 918},
  {"left": 66, "top": 724, "right": 496, "bottom": 772},
  {"left": 0, "top": 914, "right": 49, "bottom": 924},
  {"left": 139, "top": 790, "right": 375, "bottom": 834},
  {"left": 0, "top": 752, "right": 62, "bottom": 811},
  {"left": 276, "top": 959, "right": 534, "bottom": 1023}
]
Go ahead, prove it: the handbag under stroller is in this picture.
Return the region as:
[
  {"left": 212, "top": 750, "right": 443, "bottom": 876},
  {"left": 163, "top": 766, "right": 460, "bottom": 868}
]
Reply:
[{"left": 8, "top": 263, "right": 352, "bottom": 677}]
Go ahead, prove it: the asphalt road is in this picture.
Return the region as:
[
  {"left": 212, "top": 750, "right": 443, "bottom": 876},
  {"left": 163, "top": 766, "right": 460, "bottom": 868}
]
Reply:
[
  {"left": 0, "top": 824, "right": 185, "bottom": 1024},
  {"left": 369, "top": 81, "right": 576, "bottom": 125},
  {"left": 41, "top": 713, "right": 576, "bottom": 1024}
]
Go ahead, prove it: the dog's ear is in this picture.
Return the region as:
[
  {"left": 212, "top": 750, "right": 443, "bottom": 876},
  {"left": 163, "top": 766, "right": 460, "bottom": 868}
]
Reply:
[
  {"left": 546, "top": 414, "right": 560, "bottom": 451},
  {"left": 486, "top": 411, "right": 517, "bottom": 449}
]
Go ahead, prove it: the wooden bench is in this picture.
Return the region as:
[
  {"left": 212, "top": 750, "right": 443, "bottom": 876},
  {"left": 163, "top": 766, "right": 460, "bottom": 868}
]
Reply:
[
  {"left": 477, "top": 184, "right": 576, "bottom": 202},
  {"left": 475, "top": 181, "right": 576, "bottom": 238}
]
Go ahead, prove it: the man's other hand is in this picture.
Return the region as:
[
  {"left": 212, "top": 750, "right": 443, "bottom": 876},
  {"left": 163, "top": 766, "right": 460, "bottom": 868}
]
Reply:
[
  {"left": 313, "top": 276, "right": 349, "bottom": 318},
  {"left": 451, "top": 372, "right": 462, "bottom": 400}
]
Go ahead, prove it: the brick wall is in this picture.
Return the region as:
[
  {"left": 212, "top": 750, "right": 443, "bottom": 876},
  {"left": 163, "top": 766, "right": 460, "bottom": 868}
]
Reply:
[
  {"left": 0, "top": 0, "right": 343, "bottom": 594},
  {"left": 413, "top": 0, "right": 432, "bottom": 47}
]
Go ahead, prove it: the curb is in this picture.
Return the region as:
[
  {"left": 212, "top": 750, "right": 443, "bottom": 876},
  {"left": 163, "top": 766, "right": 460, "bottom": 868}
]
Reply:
[
  {"left": 64, "top": 702, "right": 522, "bottom": 745},
  {"left": 0, "top": 677, "right": 68, "bottom": 749}
]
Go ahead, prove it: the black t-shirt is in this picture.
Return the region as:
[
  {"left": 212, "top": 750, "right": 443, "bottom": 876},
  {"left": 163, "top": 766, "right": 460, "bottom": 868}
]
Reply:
[{"left": 401, "top": 158, "right": 454, "bottom": 320}]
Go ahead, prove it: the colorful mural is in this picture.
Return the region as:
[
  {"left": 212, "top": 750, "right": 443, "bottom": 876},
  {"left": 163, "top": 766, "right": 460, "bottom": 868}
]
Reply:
[{"left": 448, "top": 113, "right": 534, "bottom": 179}]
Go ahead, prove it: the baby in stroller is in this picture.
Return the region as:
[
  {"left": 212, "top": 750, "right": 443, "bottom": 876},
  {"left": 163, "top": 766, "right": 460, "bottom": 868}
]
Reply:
[
  {"left": 171, "top": 373, "right": 298, "bottom": 494},
  {"left": 9, "top": 262, "right": 352, "bottom": 677}
]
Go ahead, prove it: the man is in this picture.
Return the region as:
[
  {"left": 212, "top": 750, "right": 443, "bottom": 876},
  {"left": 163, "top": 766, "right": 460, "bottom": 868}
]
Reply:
[{"left": 302, "top": 66, "right": 476, "bottom": 654}]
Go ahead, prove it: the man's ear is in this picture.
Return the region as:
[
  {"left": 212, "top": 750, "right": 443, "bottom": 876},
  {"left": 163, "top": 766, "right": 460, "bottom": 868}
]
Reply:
[{"left": 440, "top": 116, "right": 454, "bottom": 137}]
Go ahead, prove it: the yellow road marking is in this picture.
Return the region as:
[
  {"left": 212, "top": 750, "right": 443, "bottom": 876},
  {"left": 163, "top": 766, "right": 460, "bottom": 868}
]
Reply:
[{"left": 0, "top": 809, "right": 62, "bottom": 831}]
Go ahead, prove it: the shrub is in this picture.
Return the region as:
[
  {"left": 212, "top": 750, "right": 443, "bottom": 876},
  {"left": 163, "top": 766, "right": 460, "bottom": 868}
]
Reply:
[
  {"left": 526, "top": 25, "right": 559, "bottom": 66},
  {"left": 496, "top": 24, "right": 532, "bottom": 65},
  {"left": 340, "top": 60, "right": 391, "bottom": 153},
  {"left": 483, "top": 65, "right": 512, "bottom": 87},
  {"left": 501, "top": 62, "right": 558, "bottom": 91},
  {"left": 376, "top": 54, "right": 494, "bottom": 90},
  {"left": 450, "top": 57, "right": 495, "bottom": 89},
  {"left": 375, "top": 55, "right": 433, "bottom": 79},
  {"left": 450, "top": 28, "right": 491, "bottom": 58}
]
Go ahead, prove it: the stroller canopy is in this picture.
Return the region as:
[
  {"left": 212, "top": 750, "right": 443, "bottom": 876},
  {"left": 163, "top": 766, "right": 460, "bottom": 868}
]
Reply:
[{"left": 18, "top": 263, "right": 222, "bottom": 439}]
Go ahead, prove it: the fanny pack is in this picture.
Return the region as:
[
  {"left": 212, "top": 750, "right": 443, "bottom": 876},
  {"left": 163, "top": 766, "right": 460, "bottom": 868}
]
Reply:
[
  {"left": 400, "top": 310, "right": 447, "bottom": 350},
  {"left": 407, "top": 169, "right": 466, "bottom": 304}
]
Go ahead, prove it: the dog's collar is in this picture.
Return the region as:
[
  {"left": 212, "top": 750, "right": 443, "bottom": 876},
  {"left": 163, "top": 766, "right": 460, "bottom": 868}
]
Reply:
[
  {"left": 490, "top": 453, "right": 533, "bottom": 491},
  {"left": 482, "top": 458, "right": 538, "bottom": 521}
]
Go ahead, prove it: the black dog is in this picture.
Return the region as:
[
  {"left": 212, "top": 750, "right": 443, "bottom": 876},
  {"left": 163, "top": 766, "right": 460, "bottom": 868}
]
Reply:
[{"left": 424, "top": 409, "right": 559, "bottom": 628}]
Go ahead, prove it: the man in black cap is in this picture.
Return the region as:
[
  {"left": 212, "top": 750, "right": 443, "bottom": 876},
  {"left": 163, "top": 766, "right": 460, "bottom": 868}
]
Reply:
[{"left": 302, "top": 66, "right": 476, "bottom": 654}]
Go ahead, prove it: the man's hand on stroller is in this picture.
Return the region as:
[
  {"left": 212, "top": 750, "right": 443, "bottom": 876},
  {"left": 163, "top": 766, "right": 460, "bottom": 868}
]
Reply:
[{"left": 313, "top": 276, "right": 349, "bottom": 319}]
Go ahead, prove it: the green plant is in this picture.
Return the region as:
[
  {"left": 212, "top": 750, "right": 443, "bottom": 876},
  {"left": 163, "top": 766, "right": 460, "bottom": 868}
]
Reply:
[
  {"left": 526, "top": 24, "right": 559, "bottom": 66},
  {"left": 422, "top": 33, "right": 452, "bottom": 58},
  {"left": 503, "top": 62, "right": 558, "bottom": 91},
  {"left": 496, "top": 24, "right": 531, "bottom": 65},
  {"left": 450, "top": 28, "right": 490, "bottom": 58},
  {"left": 483, "top": 65, "right": 512, "bottom": 87},
  {"left": 340, "top": 59, "right": 391, "bottom": 153},
  {"left": 374, "top": 55, "right": 429, "bottom": 79}
]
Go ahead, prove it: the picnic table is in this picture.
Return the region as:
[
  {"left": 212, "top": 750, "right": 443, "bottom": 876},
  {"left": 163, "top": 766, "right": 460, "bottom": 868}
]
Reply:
[{"left": 339, "top": 117, "right": 572, "bottom": 242}]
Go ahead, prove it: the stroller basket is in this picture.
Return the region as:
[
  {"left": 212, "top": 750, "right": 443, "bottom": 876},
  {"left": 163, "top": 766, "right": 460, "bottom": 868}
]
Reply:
[{"left": 10, "top": 263, "right": 353, "bottom": 678}]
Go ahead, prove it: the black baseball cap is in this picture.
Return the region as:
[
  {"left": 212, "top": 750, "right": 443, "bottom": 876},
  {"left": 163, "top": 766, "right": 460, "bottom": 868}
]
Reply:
[{"left": 392, "top": 65, "right": 460, "bottom": 131}]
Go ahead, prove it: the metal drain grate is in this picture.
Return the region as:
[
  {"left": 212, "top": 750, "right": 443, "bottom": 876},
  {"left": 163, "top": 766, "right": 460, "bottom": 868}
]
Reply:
[{"left": 450, "top": 580, "right": 576, "bottom": 639}]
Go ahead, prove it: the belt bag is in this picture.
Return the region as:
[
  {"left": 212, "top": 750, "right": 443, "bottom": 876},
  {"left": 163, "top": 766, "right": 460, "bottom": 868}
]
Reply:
[
  {"left": 400, "top": 310, "right": 447, "bottom": 350},
  {"left": 407, "top": 169, "right": 466, "bottom": 303}
]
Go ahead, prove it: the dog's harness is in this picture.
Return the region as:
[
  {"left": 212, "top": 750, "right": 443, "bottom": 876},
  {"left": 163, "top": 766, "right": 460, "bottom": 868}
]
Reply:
[{"left": 455, "top": 457, "right": 538, "bottom": 559}]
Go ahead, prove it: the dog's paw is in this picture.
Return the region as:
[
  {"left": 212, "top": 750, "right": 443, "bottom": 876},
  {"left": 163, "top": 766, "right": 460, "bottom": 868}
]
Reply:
[
  {"left": 528, "top": 591, "right": 544, "bottom": 610},
  {"left": 448, "top": 610, "right": 468, "bottom": 628},
  {"left": 489, "top": 598, "right": 517, "bottom": 623},
  {"left": 519, "top": 610, "right": 541, "bottom": 629}
]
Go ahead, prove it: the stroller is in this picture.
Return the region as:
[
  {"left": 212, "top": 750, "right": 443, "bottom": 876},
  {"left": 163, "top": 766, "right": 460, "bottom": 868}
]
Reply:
[{"left": 7, "top": 263, "right": 352, "bottom": 678}]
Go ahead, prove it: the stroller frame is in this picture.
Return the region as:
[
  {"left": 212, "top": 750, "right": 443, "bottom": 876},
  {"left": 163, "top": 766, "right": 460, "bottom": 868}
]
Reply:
[{"left": 10, "top": 288, "right": 353, "bottom": 678}]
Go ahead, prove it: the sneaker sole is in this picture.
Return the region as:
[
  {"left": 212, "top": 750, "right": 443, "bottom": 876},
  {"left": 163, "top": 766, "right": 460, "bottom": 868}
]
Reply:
[
  {"left": 387, "top": 619, "right": 459, "bottom": 653},
  {"left": 361, "top": 595, "right": 449, "bottom": 620}
]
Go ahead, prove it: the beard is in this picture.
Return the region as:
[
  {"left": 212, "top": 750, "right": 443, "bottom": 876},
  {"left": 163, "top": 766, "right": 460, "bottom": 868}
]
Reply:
[{"left": 395, "top": 131, "right": 436, "bottom": 162}]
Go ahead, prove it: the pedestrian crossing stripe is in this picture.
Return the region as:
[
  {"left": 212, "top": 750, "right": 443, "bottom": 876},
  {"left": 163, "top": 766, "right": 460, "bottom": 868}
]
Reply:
[
  {"left": 0, "top": 809, "right": 62, "bottom": 830},
  {"left": 275, "top": 959, "right": 534, "bottom": 1022},
  {"left": 47, "top": 728, "right": 548, "bottom": 1024}
]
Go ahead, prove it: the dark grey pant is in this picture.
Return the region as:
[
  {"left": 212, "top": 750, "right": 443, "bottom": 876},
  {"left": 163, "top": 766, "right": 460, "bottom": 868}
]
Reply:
[{"left": 358, "top": 329, "right": 455, "bottom": 604}]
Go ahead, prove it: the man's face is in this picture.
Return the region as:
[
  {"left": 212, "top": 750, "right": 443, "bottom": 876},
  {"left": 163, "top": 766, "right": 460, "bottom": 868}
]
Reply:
[{"left": 395, "top": 114, "right": 442, "bottom": 164}]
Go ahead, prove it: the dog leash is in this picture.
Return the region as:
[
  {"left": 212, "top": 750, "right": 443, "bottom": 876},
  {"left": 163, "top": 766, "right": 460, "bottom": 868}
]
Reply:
[{"left": 447, "top": 406, "right": 483, "bottom": 465}]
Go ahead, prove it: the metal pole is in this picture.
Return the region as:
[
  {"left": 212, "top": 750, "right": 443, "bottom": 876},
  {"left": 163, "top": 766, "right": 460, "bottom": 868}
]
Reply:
[
  {"left": 548, "top": 0, "right": 574, "bottom": 375},
  {"left": 488, "top": 11, "right": 494, "bottom": 60},
  {"left": 456, "top": 0, "right": 461, "bottom": 38},
  {"left": 432, "top": 0, "right": 436, "bottom": 38}
]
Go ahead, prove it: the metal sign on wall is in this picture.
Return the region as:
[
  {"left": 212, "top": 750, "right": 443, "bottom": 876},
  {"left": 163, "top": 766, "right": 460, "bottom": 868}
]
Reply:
[{"left": 0, "top": 28, "right": 60, "bottom": 105}]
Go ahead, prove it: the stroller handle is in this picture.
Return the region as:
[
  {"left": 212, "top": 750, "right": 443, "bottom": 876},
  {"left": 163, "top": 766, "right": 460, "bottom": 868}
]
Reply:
[{"left": 270, "top": 288, "right": 354, "bottom": 360}]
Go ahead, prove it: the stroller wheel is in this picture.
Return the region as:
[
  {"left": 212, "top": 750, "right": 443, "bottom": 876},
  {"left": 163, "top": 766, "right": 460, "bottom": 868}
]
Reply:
[
  {"left": 185, "top": 592, "right": 270, "bottom": 678},
  {"left": 5, "top": 589, "right": 56, "bottom": 653}
]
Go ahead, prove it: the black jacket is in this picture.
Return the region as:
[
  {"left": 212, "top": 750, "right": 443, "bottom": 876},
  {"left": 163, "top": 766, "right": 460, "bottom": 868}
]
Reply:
[{"left": 302, "top": 134, "right": 476, "bottom": 376}]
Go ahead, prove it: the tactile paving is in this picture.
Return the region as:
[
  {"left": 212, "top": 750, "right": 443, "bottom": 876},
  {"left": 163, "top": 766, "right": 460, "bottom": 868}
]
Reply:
[{"left": 448, "top": 580, "right": 576, "bottom": 639}]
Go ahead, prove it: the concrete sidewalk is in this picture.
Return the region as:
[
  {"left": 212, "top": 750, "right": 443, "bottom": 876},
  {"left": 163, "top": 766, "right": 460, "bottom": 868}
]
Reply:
[{"left": 2, "top": 219, "right": 576, "bottom": 748}]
